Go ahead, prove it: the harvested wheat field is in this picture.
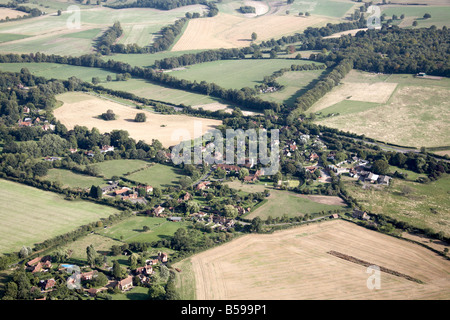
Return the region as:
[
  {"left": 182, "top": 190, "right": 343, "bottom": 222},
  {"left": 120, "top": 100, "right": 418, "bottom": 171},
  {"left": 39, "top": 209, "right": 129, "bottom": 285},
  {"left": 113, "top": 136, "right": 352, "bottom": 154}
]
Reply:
[
  {"left": 0, "top": 8, "right": 26, "bottom": 20},
  {"left": 54, "top": 92, "right": 221, "bottom": 147},
  {"left": 171, "top": 12, "right": 330, "bottom": 51},
  {"left": 310, "top": 81, "right": 397, "bottom": 112},
  {"left": 184, "top": 220, "right": 450, "bottom": 300}
]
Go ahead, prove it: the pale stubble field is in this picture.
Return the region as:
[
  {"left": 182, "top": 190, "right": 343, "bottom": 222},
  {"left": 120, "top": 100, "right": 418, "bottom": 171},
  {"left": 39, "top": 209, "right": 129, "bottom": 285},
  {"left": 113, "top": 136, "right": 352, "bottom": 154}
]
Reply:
[{"left": 177, "top": 220, "right": 450, "bottom": 300}]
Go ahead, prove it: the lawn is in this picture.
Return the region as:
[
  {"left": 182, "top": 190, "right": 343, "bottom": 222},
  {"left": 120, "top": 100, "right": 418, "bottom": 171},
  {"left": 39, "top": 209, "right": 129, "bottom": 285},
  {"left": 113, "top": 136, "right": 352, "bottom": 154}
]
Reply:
[
  {"left": 94, "top": 159, "right": 153, "bottom": 179},
  {"left": 97, "top": 216, "right": 188, "bottom": 243},
  {"left": 42, "top": 168, "right": 107, "bottom": 189},
  {"left": 241, "top": 190, "right": 345, "bottom": 220},
  {"left": 126, "top": 164, "right": 186, "bottom": 188},
  {"left": 342, "top": 174, "right": 450, "bottom": 237},
  {"left": 0, "top": 179, "right": 120, "bottom": 254}
]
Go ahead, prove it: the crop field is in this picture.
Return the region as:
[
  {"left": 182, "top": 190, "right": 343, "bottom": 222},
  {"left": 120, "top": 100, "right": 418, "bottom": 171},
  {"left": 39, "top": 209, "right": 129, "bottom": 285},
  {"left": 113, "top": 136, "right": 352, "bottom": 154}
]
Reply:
[
  {"left": 312, "top": 70, "right": 450, "bottom": 148},
  {"left": 0, "top": 5, "right": 206, "bottom": 55},
  {"left": 125, "top": 164, "right": 186, "bottom": 188},
  {"left": 171, "top": 11, "right": 333, "bottom": 51},
  {"left": 0, "top": 179, "right": 120, "bottom": 254},
  {"left": 342, "top": 175, "right": 450, "bottom": 238},
  {"left": 54, "top": 92, "right": 222, "bottom": 148},
  {"left": 0, "top": 8, "right": 26, "bottom": 20},
  {"left": 175, "top": 219, "right": 450, "bottom": 300}
]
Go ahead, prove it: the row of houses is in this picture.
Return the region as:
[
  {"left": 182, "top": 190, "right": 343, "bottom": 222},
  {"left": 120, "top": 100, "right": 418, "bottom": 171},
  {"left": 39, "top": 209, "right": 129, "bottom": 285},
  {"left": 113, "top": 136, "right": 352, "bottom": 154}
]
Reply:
[
  {"left": 18, "top": 117, "right": 55, "bottom": 131},
  {"left": 85, "top": 145, "right": 115, "bottom": 157},
  {"left": 102, "top": 183, "right": 153, "bottom": 204}
]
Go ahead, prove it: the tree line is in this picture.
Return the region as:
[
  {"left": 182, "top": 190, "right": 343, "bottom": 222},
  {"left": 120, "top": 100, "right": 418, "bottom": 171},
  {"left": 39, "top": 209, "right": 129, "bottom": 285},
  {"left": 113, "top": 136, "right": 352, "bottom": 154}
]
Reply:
[{"left": 107, "top": 0, "right": 219, "bottom": 17}]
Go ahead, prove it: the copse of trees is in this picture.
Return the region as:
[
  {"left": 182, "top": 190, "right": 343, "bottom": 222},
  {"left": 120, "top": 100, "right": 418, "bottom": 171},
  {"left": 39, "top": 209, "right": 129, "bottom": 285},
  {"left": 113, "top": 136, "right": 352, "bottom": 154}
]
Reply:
[
  {"left": 240, "top": 6, "right": 256, "bottom": 14},
  {"left": 307, "top": 26, "right": 450, "bottom": 77},
  {"left": 95, "top": 21, "right": 123, "bottom": 55},
  {"left": 289, "top": 59, "right": 353, "bottom": 116}
]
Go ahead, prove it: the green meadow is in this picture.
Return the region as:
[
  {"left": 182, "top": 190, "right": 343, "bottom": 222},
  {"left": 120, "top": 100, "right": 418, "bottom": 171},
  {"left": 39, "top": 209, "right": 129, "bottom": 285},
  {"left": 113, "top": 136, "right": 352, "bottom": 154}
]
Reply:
[
  {"left": 43, "top": 168, "right": 107, "bottom": 189},
  {"left": 169, "top": 58, "right": 319, "bottom": 90},
  {"left": 126, "top": 164, "right": 186, "bottom": 188},
  {"left": 381, "top": 6, "right": 450, "bottom": 28},
  {"left": 95, "top": 159, "right": 153, "bottom": 179},
  {"left": 246, "top": 189, "right": 346, "bottom": 220},
  {"left": 97, "top": 216, "right": 188, "bottom": 243},
  {"left": 0, "top": 62, "right": 114, "bottom": 82},
  {"left": 0, "top": 179, "right": 120, "bottom": 254}
]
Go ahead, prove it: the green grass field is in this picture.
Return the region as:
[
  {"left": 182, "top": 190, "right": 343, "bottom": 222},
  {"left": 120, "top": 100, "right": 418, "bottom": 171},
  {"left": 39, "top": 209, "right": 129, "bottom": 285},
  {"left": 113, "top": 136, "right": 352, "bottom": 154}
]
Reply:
[
  {"left": 246, "top": 190, "right": 346, "bottom": 220},
  {"left": 170, "top": 59, "right": 319, "bottom": 90},
  {"left": 102, "top": 78, "right": 224, "bottom": 106},
  {"left": 260, "top": 67, "right": 328, "bottom": 106},
  {"left": 104, "top": 50, "right": 204, "bottom": 68},
  {"left": 289, "top": 0, "right": 355, "bottom": 18},
  {"left": 0, "top": 179, "right": 120, "bottom": 254},
  {"left": 98, "top": 216, "right": 188, "bottom": 243},
  {"left": 381, "top": 6, "right": 450, "bottom": 28},
  {"left": 0, "top": 62, "right": 114, "bottom": 82},
  {"left": 0, "top": 4, "right": 206, "bottom": 55},
  {"left": 94, "top": 159, "right": 153, "bottom": 179},
  {"left": 0, "top": 33, "right": 32, "bottom": 43},
  {"left": 42, "top": 168, "right": 107, "bottom": 189},
  {"left": 342, "top": 174, "right": 450, "bottom": 237},
  {"left": 317, "top": 100, "right": 380, "bottom": 117},
  {"left": 126, "top": 164, "right": 186, "bottom": 188}
]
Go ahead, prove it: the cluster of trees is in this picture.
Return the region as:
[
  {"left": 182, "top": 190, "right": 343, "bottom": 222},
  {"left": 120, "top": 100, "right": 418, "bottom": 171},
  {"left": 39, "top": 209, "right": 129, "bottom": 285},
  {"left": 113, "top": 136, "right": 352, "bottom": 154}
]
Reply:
[
  {"left": 288, "top": 59, "right": 353, "bottom": 116},
  {"left": 154, "top": 48, "right": 248, "bottom": 69},
  {"left": 98, "top": 18, "right": 190, "bottom": 54},
  {"left": 308, "top": 26, "right": 450, "bottom": 77},
  {"left": 239, "top": 6, "right": 256, "bottom": 14},
  {"left": 95, "top": 21, "right": 123, "bottom": 55},
  {"left": 0, "top": 2, "right": 43, "bottom": 23}
]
